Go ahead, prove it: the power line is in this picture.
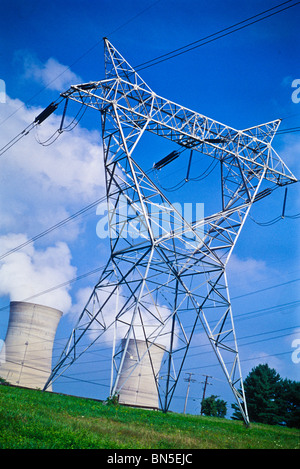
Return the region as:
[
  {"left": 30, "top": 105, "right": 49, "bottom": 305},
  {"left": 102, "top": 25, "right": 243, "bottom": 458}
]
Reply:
[
  {"left": 2, "top": 320, "right": 297, "bottom": 395},
  {"left": 0, "top": 165, "right": 298, "bottom": 263},
  {"left": 184, "top": 350, "right": 296, "bottom": 374},
  {"left": 0, "top": 0, "right": 162, "bottom": 129},
  {"left": 0, "top": 252, "right": 298, "bottom": 315},
  {"left": 0, "top": 164, "right": 155, "bottom": 261},
  {"left": 4, "top": 317, "right": 298, "bottom": 359},
  {"left": 57, "top": 344, "right": 295, "bottom": 396},
  {"left": 0, "top": 195, "right": 106, "bottom": 261},
  {"left": 0, "top": 1, "right": 298, "bottom": 133},
  {"left": 134, "top": 1, "right": 300, "bottom": 71},
  {"left": 250, "top": 210, "right": 300, "bottom": 226},
  {"left": 1, "top": 295, "right": 298, "bottom": 361},
  {"left": 231, "top": 278, "right": 300, "bottom": 300},
  {"left": 0, "top": 265, "right": 106, "bottom": 313},
  {"left": 184, "top": 328, "right": 300, "bottom": 361},
  {"left": 276, "top": 126, "right": 300, "bottom": 135},
  {"left": 107, "top": 0, "right": 162, "bottom": 36}
]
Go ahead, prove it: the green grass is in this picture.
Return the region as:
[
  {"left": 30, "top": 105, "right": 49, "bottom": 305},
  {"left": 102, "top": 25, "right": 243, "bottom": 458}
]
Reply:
[{"left": 0, "top": 385, "right": 299, "bottom": 449}]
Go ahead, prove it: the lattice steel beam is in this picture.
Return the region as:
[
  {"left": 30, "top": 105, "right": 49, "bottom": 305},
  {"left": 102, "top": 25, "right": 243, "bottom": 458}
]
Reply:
[{"left": 44, "top": 39, "right": 297, "bottom": 426}]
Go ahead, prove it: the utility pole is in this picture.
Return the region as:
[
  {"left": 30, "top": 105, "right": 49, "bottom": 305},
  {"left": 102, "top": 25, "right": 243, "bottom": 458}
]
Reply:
[
  {"left": 183, "top": 372, "right": 196, "bottom": 414},
  {"left": 200, "top": 374, "right": 212, "bottom": 415}
]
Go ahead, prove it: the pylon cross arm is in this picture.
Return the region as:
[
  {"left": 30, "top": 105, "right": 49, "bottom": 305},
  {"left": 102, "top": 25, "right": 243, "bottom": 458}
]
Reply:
[{"left": 61, "top": 80, "right": 296, "bottom": 187}]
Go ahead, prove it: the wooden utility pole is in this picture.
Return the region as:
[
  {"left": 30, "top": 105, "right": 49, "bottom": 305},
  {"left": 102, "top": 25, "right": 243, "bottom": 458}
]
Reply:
[
  {"left": 183, "top": 372, "right": 196, "bottom": 414},
  {"left": 200, "top": 374, "right": 212, "bottom": 415}
]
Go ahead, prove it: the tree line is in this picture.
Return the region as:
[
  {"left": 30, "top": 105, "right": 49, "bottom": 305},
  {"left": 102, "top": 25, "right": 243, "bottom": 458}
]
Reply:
[{"left": 200, "top": 364, "right": 299, "bottom": 428}]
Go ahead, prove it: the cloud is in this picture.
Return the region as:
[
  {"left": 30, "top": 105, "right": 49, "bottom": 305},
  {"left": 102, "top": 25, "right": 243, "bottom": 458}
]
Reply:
[
  {"left": 16, "top": 50, "right": 82, "bottom": 91},
  {"left": 0, "top": 92, "right": 106, "bottom": 318},
  {"left": 0, "top": 233, "right": 76, "bottom": 313},
  {"left": 226, "top": 253, "right": 273, "bottom": 291},
  {"left": 0, "top": 95, "right": 105, "bottom": 236},
  {"left": 280, "top": 134, "right": 300, "bottom": 175},
  {"left": 241, "top": 349, "right": 283, "bottom": 379},
  {"left": 281, "top": 75, "right": 294, "bottom": 88},
  {"left": 0, "top": 79, "right": 5, "bottom": 104}
]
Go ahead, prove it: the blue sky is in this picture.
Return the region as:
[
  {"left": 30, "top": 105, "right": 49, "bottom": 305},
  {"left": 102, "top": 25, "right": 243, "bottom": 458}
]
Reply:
[{"left": 0, "top": 0, "right": 299, "bottom": 415}]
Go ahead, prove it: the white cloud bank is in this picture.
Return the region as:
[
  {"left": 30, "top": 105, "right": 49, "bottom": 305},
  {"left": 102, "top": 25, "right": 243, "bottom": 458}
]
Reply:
[
  {"left": 16, "top": 50, "right": 82, "bottom": 91},
  {"left": 0, "top": 77, "right": 106, "bottom": 314},
  {"left": 226, "top": 253, "right": 270, "bottom": 286},
  {"left": 0, "top": 233, "right": 76, "bottom": 313},
  {"left": 0, "top": 95, "right": 105, "bottom": 235}
]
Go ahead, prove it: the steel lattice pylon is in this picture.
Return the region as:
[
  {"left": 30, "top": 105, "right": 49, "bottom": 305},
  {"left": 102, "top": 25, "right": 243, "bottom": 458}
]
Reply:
[{"left": 44, "top": 39, "right": 297, "bottom": 425}]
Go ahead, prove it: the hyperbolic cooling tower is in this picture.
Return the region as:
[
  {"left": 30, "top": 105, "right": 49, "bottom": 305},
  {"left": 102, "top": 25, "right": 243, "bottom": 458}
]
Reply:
[
  {"left": 117, "top": 339, "right": 165, "bottom": 409},
  {"left": 0, "top": 301, "right": 62, "bottom": 390}
]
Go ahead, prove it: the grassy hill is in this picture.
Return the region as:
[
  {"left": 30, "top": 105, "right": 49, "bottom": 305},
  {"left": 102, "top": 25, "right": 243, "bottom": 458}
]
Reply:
[{"left": 0, "top": 384, "right": 299, "bottom": 449}]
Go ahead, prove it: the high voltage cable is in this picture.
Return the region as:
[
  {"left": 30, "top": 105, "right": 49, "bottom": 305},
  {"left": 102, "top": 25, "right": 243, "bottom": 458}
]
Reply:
[
  {"left": 3, "top": 326, "right": 298, "bottom": 387},
  {"left": 0, "top": 1, "right": 299, "bottom": 163},
  {"left": 0, "top": 0, "right": 298, "bottom": 249},
  {"left": 4, "top": 324, "right": 298, "bottom": 369},
  {"left": 0, "top": 264, "right": 106, "bottom": 313},
  {"left": 46, "top": 348, "right": 300, "bottom": 391},
  {"left": 0, "top": 2, "right": 300, "bottom": 402},
  {"left": 134, "top": 0, "right": 300, "bottom": 71},
  {"left": 4, "top": 324, "right": 297, "bottom": 391},
  {"left": 277, "top": 126, "right": 300, "bottom": 135},
  {"left": 0, "top": 163, "right": 155, "bottom": 261},
  {"left": 0, "top": 161, "right": 298, "bottom": 262},
  {"left": 0, "top": 0, "right": 298, "bottom": 132},
  {"left": 185, "top": 329, "right": 300, "bottom": 361},
  {"left": 47, "top": 324, "right": 300, "bottom": 360},
  {"left": 0, "top": 195, "right": 107, "bottom": 261},
  {"left": 2, "top": 302, "right": 296, "bottom": 391},
  {"left": 107, "top": 0, "right": 163, "bottom": 36},
  {"left": 0, "top": 268, "right": 298, "bottom": 318},
  {"left": 0, "top": 1, "right": 298, "bottom": 372},
  {"left": 231, "top": 278, "right": 300, "bottom": 300},
  {"left": 57, "top": 346, "right": 295, "bottom": 391},
  {"left": 0, "top": 0, "right": 162, "bottom": 129}
]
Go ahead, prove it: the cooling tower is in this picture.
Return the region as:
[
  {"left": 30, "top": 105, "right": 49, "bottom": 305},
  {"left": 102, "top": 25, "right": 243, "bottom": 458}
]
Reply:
[
  {"left": 117, "top": 339, "right": 165, "bottom": 409},
  {"left": 0, "top": 301, "right": 62, "bottom": 391}
]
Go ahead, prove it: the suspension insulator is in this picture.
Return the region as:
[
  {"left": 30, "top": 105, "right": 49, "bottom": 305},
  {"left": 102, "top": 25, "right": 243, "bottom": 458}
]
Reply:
[{"left": 34, "top": 102, "right": 59, "bottom": 125}]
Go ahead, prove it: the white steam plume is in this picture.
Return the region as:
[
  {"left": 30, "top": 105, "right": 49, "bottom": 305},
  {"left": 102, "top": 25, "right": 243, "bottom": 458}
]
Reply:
[
  {"left": 0, "top": 233, "right": 76, "bottom": 313},
  {"left": 72, "top": 284, "right": 178, "bottom": 350}
]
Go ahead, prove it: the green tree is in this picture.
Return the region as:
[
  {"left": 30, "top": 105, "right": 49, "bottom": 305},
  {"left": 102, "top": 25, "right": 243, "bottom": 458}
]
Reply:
[
  {"left": 201, "top": 395, "right": 227, "bottom": 418},
  {"left": 276, "top": 378, "right": 300, "bottom": 428},
  {"left": 231, "top": 363, "right": 300, "bottom": 428}
]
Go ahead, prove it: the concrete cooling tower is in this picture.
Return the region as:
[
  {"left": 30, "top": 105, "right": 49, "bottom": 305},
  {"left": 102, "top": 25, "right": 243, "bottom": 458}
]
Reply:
[
  {"left": 0, "top": 301, "right": 62, "bottom": 391},
  {"left": 117, "top": 339, "right": 165, "bottom": 409}
]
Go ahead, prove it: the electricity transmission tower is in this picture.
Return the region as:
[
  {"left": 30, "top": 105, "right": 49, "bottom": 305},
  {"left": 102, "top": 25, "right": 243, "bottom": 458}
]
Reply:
[{"left": 43, "top": 39, "right": 297, "bottom": 426}]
